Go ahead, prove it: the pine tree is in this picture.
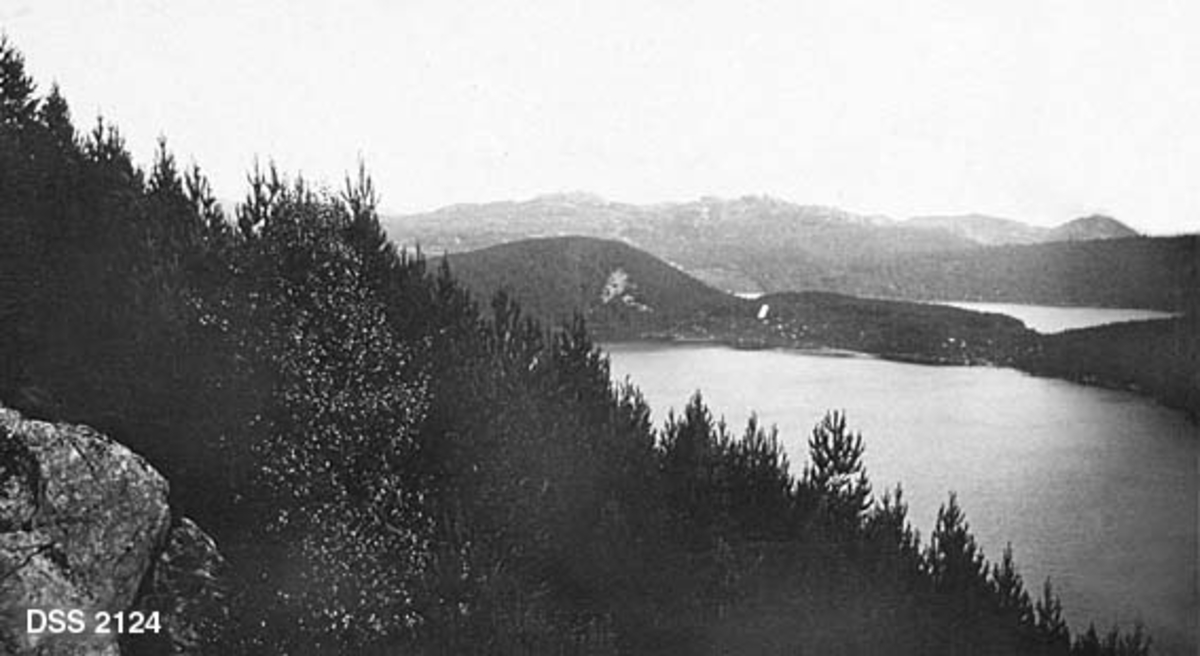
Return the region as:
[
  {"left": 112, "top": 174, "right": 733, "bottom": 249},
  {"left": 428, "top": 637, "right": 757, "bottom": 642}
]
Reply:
[
  {"left": 659, "top": 391, "right": 734, "bottom": 546},
  {"left": 863, "top": 484, "right": 922, "bottom": 585},
  {"left": 926, "top": 494, "right": 988, "bottom": 595},
  {"left": 726, "top": 414, "right": 793, "bottom": 539},
  {"left": 0, "top": 36, "right": 36, "bottom": 127},
  {"left": 215, "top": 174, "right": 434, "bottom": 652},
  {"left": 990, "top": 543, "right": 1035, "bottom": 634},
  {"left": 1035, "top": 578, "right": 1071, "bottom": 651},
  {"left": 802, "top": 410, "right": 872, "bottom": 534}
]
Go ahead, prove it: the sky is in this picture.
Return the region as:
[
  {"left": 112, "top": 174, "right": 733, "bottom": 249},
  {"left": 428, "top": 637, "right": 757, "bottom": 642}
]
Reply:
[{"left": 2, "top": 0, "right": 1197, "bottom": 234}]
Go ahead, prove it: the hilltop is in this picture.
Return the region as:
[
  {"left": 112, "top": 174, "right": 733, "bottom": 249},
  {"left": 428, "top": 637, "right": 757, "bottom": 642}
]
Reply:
[
  {"left": 904, "top": 213, "right": 1139, "bottom": 246},
  {"left": 438, "top": 236, "right": 746, "bottom": 339},
  {"left": 1047, "top": 214, "right": 1140, "bottom": 242}
]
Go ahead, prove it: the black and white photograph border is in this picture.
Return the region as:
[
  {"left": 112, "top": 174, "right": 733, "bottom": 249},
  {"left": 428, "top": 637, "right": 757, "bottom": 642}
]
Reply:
[{"left": 0, "top": 1, "right": 1196, "bottom": 654}]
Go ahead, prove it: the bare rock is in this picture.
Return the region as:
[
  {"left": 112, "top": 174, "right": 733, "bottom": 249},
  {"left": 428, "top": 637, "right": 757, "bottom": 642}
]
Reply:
[
  {"left": 0, "top": 427, "right": 39, "bottom": 531},
  {"left": 122, "top": 518, "right": 228, "bottom": 655},
  {"left": 0, "top": 405, "right": 223, "bottom": 655}
]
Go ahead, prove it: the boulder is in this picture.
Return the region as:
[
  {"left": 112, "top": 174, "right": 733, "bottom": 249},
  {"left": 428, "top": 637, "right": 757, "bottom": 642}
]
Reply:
[
  {"left": 0, "top": 406, "right": 224, "bottom": 655},
  {"left": 122, "top": 518, "right": 228, "bottom": 655}
]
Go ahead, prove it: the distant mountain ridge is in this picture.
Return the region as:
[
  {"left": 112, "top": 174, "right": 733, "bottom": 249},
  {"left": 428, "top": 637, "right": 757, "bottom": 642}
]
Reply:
[
  {"left": 904, "top": 214, "right": 1048, "bottom": 245},
  {"left": 388, "top": 192, "right": 1139, "bottom": 254},
  {"left": 391, "top": 194, "right": 978, "bottom": 294},
  {"left": 905, "top": 213, "right": 1139, "bottom": 245},
  {"left": 384, "top": 193, "right": 1189, "bottom": 310}
]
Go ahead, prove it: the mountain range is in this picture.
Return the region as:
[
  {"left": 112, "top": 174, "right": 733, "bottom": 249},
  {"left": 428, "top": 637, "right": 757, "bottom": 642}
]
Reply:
[
  {"left": 387, "top": 192, "right": 1138, "bottom": 255},
  {"left": 904, "top": 213, "right": 1137, "bottom": 246},
  {"left": 385, "top": 194, "right": 1194, "bottom": 310}
]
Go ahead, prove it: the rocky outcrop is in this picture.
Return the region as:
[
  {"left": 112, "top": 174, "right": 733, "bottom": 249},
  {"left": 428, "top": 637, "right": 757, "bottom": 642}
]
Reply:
[
  {"left": 123, "top": 518, "right": 228, "bottom": 655},
  {"left": 0, "top": 406, "right": 225, "bottom": 655}
]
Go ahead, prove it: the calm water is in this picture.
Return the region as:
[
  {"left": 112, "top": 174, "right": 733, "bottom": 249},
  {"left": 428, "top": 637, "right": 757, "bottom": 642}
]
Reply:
[
  {"left": 932, "top": 302, "right": 1177, "bottom": 333},
  {"left": 605, "top": 343, "right": 1198, "bottom": 654}
]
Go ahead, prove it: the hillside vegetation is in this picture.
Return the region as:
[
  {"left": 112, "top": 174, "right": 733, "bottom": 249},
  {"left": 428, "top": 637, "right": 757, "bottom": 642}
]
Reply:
[{"left": 0, "top": 38, "right": 1157, "bottom": 655}]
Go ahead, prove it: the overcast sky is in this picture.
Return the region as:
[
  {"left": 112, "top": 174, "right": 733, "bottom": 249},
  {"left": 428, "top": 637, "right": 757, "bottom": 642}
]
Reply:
[{"left": 3, "top": 0, "right": 1197, "bottom": 233}]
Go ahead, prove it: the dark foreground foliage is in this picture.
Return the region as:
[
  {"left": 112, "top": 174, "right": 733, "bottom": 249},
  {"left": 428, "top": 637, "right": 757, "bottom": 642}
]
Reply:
[{"left": 1, "top": 38, "right": 1153, "bottom": 655}]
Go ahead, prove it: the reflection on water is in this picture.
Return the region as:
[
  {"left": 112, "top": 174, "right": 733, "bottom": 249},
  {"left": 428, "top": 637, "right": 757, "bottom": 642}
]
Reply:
[{"left": 605, "top": 343, "right": 1198, "bottom": 655}]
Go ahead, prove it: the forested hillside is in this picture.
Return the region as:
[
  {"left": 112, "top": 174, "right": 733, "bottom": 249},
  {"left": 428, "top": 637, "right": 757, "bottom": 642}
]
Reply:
[
  {"left": 0, "top": 39, "right": 1152, "bottom": 655},
  {"left": 1019, "top": 317, "right": 1200, "bottom": 422}
]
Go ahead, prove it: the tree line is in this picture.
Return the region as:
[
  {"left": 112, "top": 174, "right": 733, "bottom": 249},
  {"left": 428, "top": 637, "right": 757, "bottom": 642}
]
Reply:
[{"left": 0, "top": 38, "right": 1151, "bottom": 655}]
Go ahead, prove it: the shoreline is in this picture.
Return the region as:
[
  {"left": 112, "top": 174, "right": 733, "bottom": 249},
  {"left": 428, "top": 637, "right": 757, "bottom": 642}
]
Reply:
[{"left": 600, "top": 332, "right": 1198, "bottom": 423}]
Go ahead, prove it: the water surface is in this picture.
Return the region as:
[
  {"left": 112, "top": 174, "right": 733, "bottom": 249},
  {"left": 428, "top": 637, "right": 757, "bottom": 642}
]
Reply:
[
  {"left": 605, "top": 342, "right": 1198, "bottom": 654},
  {"left": 932, "top": 302, "right": 1177, "bottom": 333}
]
